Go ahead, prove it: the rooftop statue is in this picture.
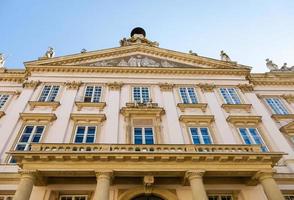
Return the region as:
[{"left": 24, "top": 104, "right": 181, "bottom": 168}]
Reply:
[
  {"left": 265, "top": 58, "right": 278, "bottom": 71},
  {"left": 220, "top": 50, "right": 231, "bottom": 62},
  {"left": 45, "top": 47, "right": 55, "bottom": 58},
  {"left": 0, "top": 53, "right": 6, "bottom": 68},
  {"left": 80, "top": 48, "right": 87, "bottom": 53},
  {"left": 189, "top": 50, "right": 198, "bottom": 56}
]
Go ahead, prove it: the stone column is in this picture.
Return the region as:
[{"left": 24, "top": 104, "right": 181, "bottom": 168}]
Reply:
[
  {"left": 13, "top": 170, "right": 35, "bottom": 200},
  {"left": 93, "top": 171, "right": 112, "bottom": 200},
  {"left": 256, "top": 172, "right": 284, "bottom": 200},
  {"left": 186, "top": 170, "right": 208, "bottom": 200}
]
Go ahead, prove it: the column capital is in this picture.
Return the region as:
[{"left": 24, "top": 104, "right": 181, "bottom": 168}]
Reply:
[
  {"left": 65, "top": 81, "right": 82, "bottom": 89},
  {"left": 237, "top": 84, "right": 254, "bottom": 93},
  {"left": 18, "top": 169, "right": 36, "bottom": 181},
  {"left": 159, "top": 83, "right": 174, "bottom": 91},
  {"left": 185, "top": 170, "right": 205, "bottom": 180},
  {"left": 23, "top": 80, "right": 40, "bottom": 89},
  {"left": 197, "top": 83, "right": 215, "bottom": 92},
  {"left": 106, "top": 82, "right": 123, "bottom": 90},
  {"left": 254, "top": 170, "right": 275, "bottom": 182},
  {"left": 95, "top": 170, "right": 113, "bottom": 180}
]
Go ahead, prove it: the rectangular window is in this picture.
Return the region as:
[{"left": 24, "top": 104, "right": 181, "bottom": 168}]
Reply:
[
  {"left": 134, "top": 127, "right": 154, "bottom": 144},
  {"left": 0, "top": 94, "right": 9, "bottom": 109},
  {"left": 265, "top": 98, "right": 289, "bottom": 115},
  {"left": 0, "top": 195, "right": 14, "bottom": 200},
  {"left": 38, "top": 85, "right": 60, "bottom": 102},
  {"left": 59, "top": 195, "right": 88, "bottom": 200},
  {"left": 208, "top": 195, "right": 233, "bottom": 200},
  {"left": 220, "top": 88, "right": 241, "bottom": 104},
  {"left": 15, "top": 125, "right": 45, "bottom": 151},
  {"left": 238, "top": 128, "right": 268, "bottom": 152},
  {"left": 284, "top": 195, "right": 294, "bottom": 200},
  {"left": 189, "top": 127, "right": 213, "bottom": 144},
  {"left": 179, "top": 87, "right": 198, "bottom": 104},
  {"left": 74, "top": 126, "right": 96, "bottom": 143},
  {"left": 133, "top": 87, "right": 150, "bottom": 103},
  {"left": 84, "top": 86, "right": 102, "bottom": 103}
]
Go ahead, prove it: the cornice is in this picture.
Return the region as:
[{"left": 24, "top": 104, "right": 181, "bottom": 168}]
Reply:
[
  {"left": 177, "top": 103, "right": 208, "bottom": 112},
  {"left": 120, "top": 105, "right": 165, "bottom": 117},
  {"left": 70, "top": 113, "right": 106, "bottom": 123},
  {"left": 0, "top": 69, "right": 26, "bottom": 83},
  {"left": 75, "top": 102, "right": 106, "bottom": 111},
  {"left": 20, "top": 113, "right": 57, "bottom": 122},
  {"left": 226, "top": 115, "right": 262, "bottom": 126},
  {"left": 280, "top": 121, "right": 294, "bottom": 135},
  {"left": 221, "top": 104, "right": 252, "bottom": 113},
  {"left": 271, "top": 114, "right": 294, "bottom": 121},
  {"left": 179, "top": 115, "right": 214, "bottom": 124},
  {"left": 249, "top": 72, "right": 294, "bottom": 86}
]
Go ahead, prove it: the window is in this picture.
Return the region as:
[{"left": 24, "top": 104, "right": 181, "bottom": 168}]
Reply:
[
  {"left": 0, "top": 195, "right": 13, "bottom": 200},
  {"left": 189, "top": 127, "right": 212, "bottom": 144},
  {"left": 133, "top": 87, "right": 150, "bottom": 103},
  {"left": 0, "top": 94, "right": 9, "bottom": 109},
  {"left": 74, "top": 126, "right": 96, "bottom": 143},
  {"left": 15, "top": 125, "right": 45, "bottom": 151},
  {"left": 84, "top": 86, "right": 102, "bottom": 103},
  {"left": 208, "top": 195, "right": 233, "bottom": 200},
  {"left": 134, "top": 127, "right": 154, "bottom": 144},
  {"left": 179, "top": 87, "right": 198, "bottom": 104},
  {"left": 284, "top": 195, "right": 294, "bottom": 200},
  {"left": 38, "top": 85, "right": 60, "bottom": 102},
  {"left": 265, "top": 98, "right": 289, "bottom": 115},
  {"left": 60, "top": 195, "right": 88, "bottom": 200},
  {"left": 220, "top": 88, "right": 241, "bottom": 104},
  {"left": 238, "top": 128, "right": 268, "bottom": 152}
]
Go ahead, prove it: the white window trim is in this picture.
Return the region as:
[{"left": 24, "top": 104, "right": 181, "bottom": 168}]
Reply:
[
  {"left": 74, "top": 125, "right": 97, "bottom": 144},
  {"left": 132, "top": 86, "right": 150, "bottom": 103},
  {"left": 188, "top": 127, "right": 213, "bottom": 144},
  {"left": 15, "top": 125, "right": 45, "bottom": 151},
  {"left": 59, "top": 195, "right": 88, "bottom": 200},
  {"left": 0, "top": 94, "right": 10, "bottom": 110},
  {"left": 83, "top": 85, "right": 102, "bottom": 103},
  {"left": 133, "top": 127, "right": 155, "bottom": 144},
  {"left": 237, "top": 127, "right": 268, "bottom": 151},
  {"left": 179, "top": 87, "right": 198, "bottom": 104},
  {"left": 38, "top": 85, "right": 60, "bottom": 102},
  {"left": 219, "top": 87, "right": 242, "bottom": 104},
  {"left": 265, "top": 97, "right": 289, "bottom": 115}
]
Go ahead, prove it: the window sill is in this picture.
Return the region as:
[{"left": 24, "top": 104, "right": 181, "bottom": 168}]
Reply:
[
  {"left": 177, "top": 103, "right": 207, "bottom": 112},
  {"left": 28, "top": 101, "right": 60, "bottom": 111},
  {"left": 75, "top": 101, "right": 106, "bottom": 111},
  {"left": 221, "top": 104, "right": 252, "bottom": 113},
  {"left": 0, "top": 111, "right": 5, "bottom": 118},
  {"left": 272, "top": 114, "right": 294, "bottom": 121}
]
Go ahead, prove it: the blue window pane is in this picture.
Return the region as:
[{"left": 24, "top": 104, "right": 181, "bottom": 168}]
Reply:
[
  {"left": 145, "top": 128, "right": 154, "bottom": 144},
  {"left": 16, "top": 144, "right": 26, "bottom": 151},
  {"left": 32, "top": 135, "right": 41, "bottom": 143},
  {"left": 75, "top": 136, "right": 84, "bottom": 143},
  {"left": 77, "top": 127, "right": 85, "bottom": 134},
  {"left": 86, "top": 136, "right": 95, "bottom": 143},
  {"left": 134, "top": 128, "right": 143, "bottom": 144},
  {"left": 24, "top": 126, "right": 34, "bottom": 133},
  {"left": 200, "top": 128, "right": 212, "bottom": 144},
  {"left": 239, "top": 128, "right": 251, "bottom": 144},
  {"left": 88, "top": 127, "right": 96, "bottom": 134},
  {"left": 35, "top": 126, "right": 44, "bottom": 133},
  {"left": 187, "top": 88, "right": 197, "bottom": 104},
  {"left": 19, "top": 135, "right": 30, "bottom": 142},
  {"left": 190, "top": 128, "right": 200, "bottom": 144}
]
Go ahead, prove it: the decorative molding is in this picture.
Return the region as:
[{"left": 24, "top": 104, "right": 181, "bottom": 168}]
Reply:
[
  {"left": 271, "top": 114, "right": 294, "bottom": 121},
  {"left": 75, "top": 102, "right": 106, "bottom": 111},
  {"left": 126, "top": 102, "right": 158, "bottom": 108},
  {"left": 221, "top": 104, "right": 252, "bottom": 113},
  {"left": 237, "top": 84, "right": 254, "bottom": 93},
  {"left": 280, "top": 121, "right": 294, "bottom": 135},
  {"left": 120, "top": 105, "right": 165, "bottom": 117},
  {"left": 0, "top": 70, "right": 26, "bottom": 83},
  {"left": 177, "top": 103, "right": 207, "bottom": 112},
  {"left": 179, "top": 115, "right": 214, "bottom": 124},
  {"left": 106, "top": 82, "right": 123, "bottom": 90},
  {"left": 282, "top": 94, "right": 294, "bottom": 104},
  {"left": 23, "top": 80, "right": 40, "bottom": 88},
  {"left": 19, "top": 113, "right": 57, "bottom": 122},
  {"left": 159, "top": 83, "right": 174, "bottom": 91},
  {"left": 197, "top": 83, "right": 215, "bottom": 92},
  {"left": 70, "top": 113, "right": 106, "bottom": 123},
  {"left": 28, "top": 101, "right": 60, "bottom": 111},
  {"left": 249, "top": 73, "right": 294, "bottom": 86},
  {"left": 226, "top": 115, "right": 262, "bottom": 126},
  {"left": 185, "top": 170, "right": 206, "bottom": 181},
  {"left": 0, "top": 111, "right": 5, "bottom": 118},
  {"left": 95, "top": 170, "right": 113, "bottom": 180},
  {"left": 65, "top": 81, "right": 82, "bottom": 89}
]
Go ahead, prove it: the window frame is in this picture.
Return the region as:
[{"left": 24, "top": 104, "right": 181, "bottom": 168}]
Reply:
[
  {"left": 179, "top": 87, "right": 198, "bottom": 104},
  {"left": 59, "top": 195, "right": 88, "bottom": 200},
  {"left": 132, "top": 126, "right": 155, "bottom": 144},
  {"left": 208, "top": 194, "right": 234, "bottom": 200},
  {"left": 38, "top": 84, "right": 60, "bottom": 102},
  {"left": 265, "top": 97, "right": 289, "bottom": 115},
  {"left": 188, "top": 127, "right": 213, "bottom": 144},
  {"left": 0, "top": 94, "right": 10, "bottom": 110},
  {"left": 219, "top": 87, "right": 242, "bottom": 104},
  {"left": 83, "top": 85, "right": 102, "bottom": 103},
  {"left": 132, "top": 86, "right": 151, "bottom": 103},
  {"left": 73, "top": 125, "right": 97, "bottom": 144}
]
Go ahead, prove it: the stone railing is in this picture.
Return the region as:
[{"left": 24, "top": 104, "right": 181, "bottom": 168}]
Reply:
[{"left": 29, "top": 143, "right": 262, "bottom": 153}]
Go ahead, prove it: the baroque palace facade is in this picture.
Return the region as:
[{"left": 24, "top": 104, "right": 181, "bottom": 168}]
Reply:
[{"left": 0, "top": 28, "right": 294, "bottom": 200}]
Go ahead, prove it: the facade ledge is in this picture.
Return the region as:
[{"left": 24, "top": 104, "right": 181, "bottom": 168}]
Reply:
[
  {"left": 19, "top": 113, "right": 57, "bottom": 122},
  {"left": 282, "top": 94, "right": 294, "bottom": 104},
  {"left": 28, "top": 101, "right": 60, "bottom": 111},
  {"left": 179, "top": 115, "right": 214, "bottom": 124},
  {"left": 221, "top": 104, "right": 252, "bottom": 113},
  {"left": 177, "top": 103, "right": 208, "bottom": 112},
  {"left": 280, "top": 121, "right": 294, "bottom": 135},
  {"left": 226, "top": 115, "right": 262, "bottom": 126},
  {"left": 271, "top": 114, "right": 294, "bottom": 121},
  {"left": 70, "top": 113, "right": 106, "bottom": 123},
  {"left": 121, "top": 103, "right": 165, "bottom": 117},
  {"left": 75, "top": 101, "right": 106, "bottom": 111},
  {"left": 0, "top": 111, "right": 5, "bottom": 118}
]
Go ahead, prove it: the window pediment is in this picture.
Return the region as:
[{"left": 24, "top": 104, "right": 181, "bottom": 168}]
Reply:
[
  {"left": 28, "top": 101, "right": 60, "bottom": 111},
  {"left": 20, "top": 113, "right": 57, "bottom": 123},
  {"left": 70, "top": 113, "right": 106, "bottom": 123},
  {"left": 121, "top": 103, "right": 165, "bottom": 117},
  {"left": 179, "top": 115, "right": 214, "bottom": 125},
  {"left": 226, "top": 115, "right": 262, "bottom": 126},
  {"left": 280, "top": 121, "right": 294, "bottom": 135}
]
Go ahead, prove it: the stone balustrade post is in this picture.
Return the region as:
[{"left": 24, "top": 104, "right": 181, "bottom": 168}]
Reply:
[
  {"left": 185, "top": 170, "right": 208, "bottom": 200},
  {"left": 256, "top": 171, "right": 284, "bottom": 200},
  {"left": 93, "top": 171, "right": 113, "bottom": 200},
  {"left": 13, "top": 170, "right": 35, "bottom": 200}
]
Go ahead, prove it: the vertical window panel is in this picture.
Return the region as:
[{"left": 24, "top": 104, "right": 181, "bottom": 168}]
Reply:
[
  {"left": 179, "top": 87, "right": 198, "bottom": 104},
  {"left": 238, "top": 127, "right": 268, "bottom": 152},
  {"left": 265, "top": 98, "right": 289, "bottom": 115},
  {"left": 0, "top": 94, "right": 9, "bottom": 109},
  {"left": 220, "top": 88, "right": 241, "bottom": 104},
  {"left": 38, "top": 85, "right": 60, "bottom": 102},
  {"left": 74, "top": 126, "right": 96, "bottom": 144},
  {"left": 133, "top": 87, "right": 150, "bottom": 103},
  {"left": 133, "top": 127, "right": 154, "bottom": 144},
  {"left": 84, "top": 86, "right": 102, "bottom": 103},
  {"left": 189, "top": 127, "right": 212, "bottom": 144}
]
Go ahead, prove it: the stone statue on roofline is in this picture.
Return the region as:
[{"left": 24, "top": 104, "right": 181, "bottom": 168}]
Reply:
[
  {"left": 265, "top": 58, "right": 278, "bottom": 71},
  {"left": 189, "top": 50, "right": 198, "bottom": 56},
  {"left": 220, "top": 50, "right": 231, "bottom": 62},
  {"left": 0, "top": 53, "right": 6, "bottom": 68},
  {"left": 45, "top": 47, "right": 55, "bottom": 58}
]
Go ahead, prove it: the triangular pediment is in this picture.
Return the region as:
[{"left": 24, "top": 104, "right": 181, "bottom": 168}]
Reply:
[{"left": 24, "top": 45, "right": 250, "bottom": 70}]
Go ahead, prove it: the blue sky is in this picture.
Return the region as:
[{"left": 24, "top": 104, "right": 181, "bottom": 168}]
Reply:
[{"left": 1, "top": 0, "right": 294, "bottom": 72}]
